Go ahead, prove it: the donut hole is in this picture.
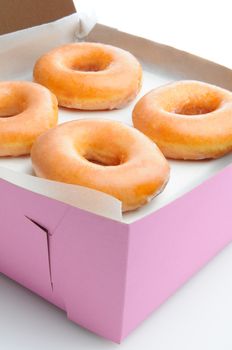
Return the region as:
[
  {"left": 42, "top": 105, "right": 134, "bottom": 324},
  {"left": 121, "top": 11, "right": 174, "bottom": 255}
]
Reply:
[
  {"left": 70, "top": 51, "right": 113, "bottom": 72},
  {"left": 166, "top": 90, "right": 222, "bottom": 116},
  {"left": 0, "top": 103, "right": 24, "bottom": 118},
  {"left": 72, "top": 61, "right": 110, "bottom": 72},
  {"left": 0, "top": 89, "right": 27, "bottom": 118},
  {"left": 75, "top": 123, "right": 129, "bottom": 166},
  {"left": 174, "top": 99, "right": 220, "bottom": 115},
  {"left": 84, "top": 150, "right": 122, "bottom": 166}
]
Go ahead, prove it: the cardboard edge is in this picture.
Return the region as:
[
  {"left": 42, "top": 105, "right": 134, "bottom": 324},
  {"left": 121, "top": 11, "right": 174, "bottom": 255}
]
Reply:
[
  {"left": 132, "top": 161, "right": 232, "bottom": 225},
  {"left": 0, "top": 169, "right": 122, "bottom": 223}
]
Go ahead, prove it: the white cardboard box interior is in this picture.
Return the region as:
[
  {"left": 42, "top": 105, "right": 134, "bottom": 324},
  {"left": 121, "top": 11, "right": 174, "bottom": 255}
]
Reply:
[{"left": 1, "top": 14, "right": 232, "bottom": 224}]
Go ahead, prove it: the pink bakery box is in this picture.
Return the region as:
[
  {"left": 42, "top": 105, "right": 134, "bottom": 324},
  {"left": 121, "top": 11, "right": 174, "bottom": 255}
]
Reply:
[{"left": 1, "top": 0, "right": 232, "bottom": 343}]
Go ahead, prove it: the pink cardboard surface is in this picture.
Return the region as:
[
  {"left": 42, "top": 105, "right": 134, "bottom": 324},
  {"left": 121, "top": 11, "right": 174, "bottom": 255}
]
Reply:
[
  {"left": 0, "top": 178, "right": 68, "bottom": 305},
  {"left": 122, "top": 164, "right": 232, "bottom": 339},
  {"left": 1, "top": 160, "right": 232, "bottom": 342}
]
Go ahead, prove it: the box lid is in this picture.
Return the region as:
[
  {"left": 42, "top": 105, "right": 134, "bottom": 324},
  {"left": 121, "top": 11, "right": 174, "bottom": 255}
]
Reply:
[{"left": 0, "top": 0, "right": 76, "bottom": 35}]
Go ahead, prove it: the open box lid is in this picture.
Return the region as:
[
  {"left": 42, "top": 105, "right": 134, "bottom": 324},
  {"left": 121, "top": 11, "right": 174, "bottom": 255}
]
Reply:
[{"left": 0, "top": 0, "right": 76, "bottom": 35}]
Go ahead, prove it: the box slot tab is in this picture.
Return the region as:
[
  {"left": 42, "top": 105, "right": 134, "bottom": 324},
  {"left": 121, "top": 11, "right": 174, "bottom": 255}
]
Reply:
[{"left": 24, "top": 216, "right": 53, "bottom": 290}]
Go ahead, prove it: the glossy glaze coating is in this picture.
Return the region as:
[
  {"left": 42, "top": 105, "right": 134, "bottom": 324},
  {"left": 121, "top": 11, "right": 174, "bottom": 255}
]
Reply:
[
  {"left": 31, "top": 119, "right": 170, "bottom": 211},
  {"left": 0, "top": 81, "right": 58, "bottom": 156},
  {"left": 133, "top": 80, "right": 232, "bottom": 160},
  {"left": 33, "top": 42, "right": 142, "bottom": 110}
]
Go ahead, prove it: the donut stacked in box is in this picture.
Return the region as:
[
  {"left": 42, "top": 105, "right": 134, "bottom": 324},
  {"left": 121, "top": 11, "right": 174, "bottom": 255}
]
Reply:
[{"left": 1, "top": 42, "right": 232, "bottom": 211}]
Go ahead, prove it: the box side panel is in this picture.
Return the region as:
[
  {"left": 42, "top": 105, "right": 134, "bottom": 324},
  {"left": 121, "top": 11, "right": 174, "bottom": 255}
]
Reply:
[
  {"left": 0, "top": 207, "right": 52, "bottom": 301},
  {"left": 51, "top": 208, "right": 129, "bottom": 343},
  {"left": 0, "top": 178, "right": 130, "bottom": 342},
  {"left": 122, "top": 164, "right": 232, "bottom": 339},
  {"left": 0, "top": 179, "right": 68, "bottom": 305}
]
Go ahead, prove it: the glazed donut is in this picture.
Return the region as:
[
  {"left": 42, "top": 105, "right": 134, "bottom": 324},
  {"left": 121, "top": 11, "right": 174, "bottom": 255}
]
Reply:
[
  {"left": 31, "top": 119, "right": 170, "bottom": 211},
  {"left": 0, "top": 81, "right": 58, "bottom": 157},
  {"left": 33, "top": 42, "right": 142, "bottom": 110},
  {"left": 132, "top": 80, "right": 232, "bottom": 160}
]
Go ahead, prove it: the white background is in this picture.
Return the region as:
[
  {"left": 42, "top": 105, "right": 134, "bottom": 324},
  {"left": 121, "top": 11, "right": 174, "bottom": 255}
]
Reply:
[{"left": 1, "top": 0, "right": 232, "bottom": 349}]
